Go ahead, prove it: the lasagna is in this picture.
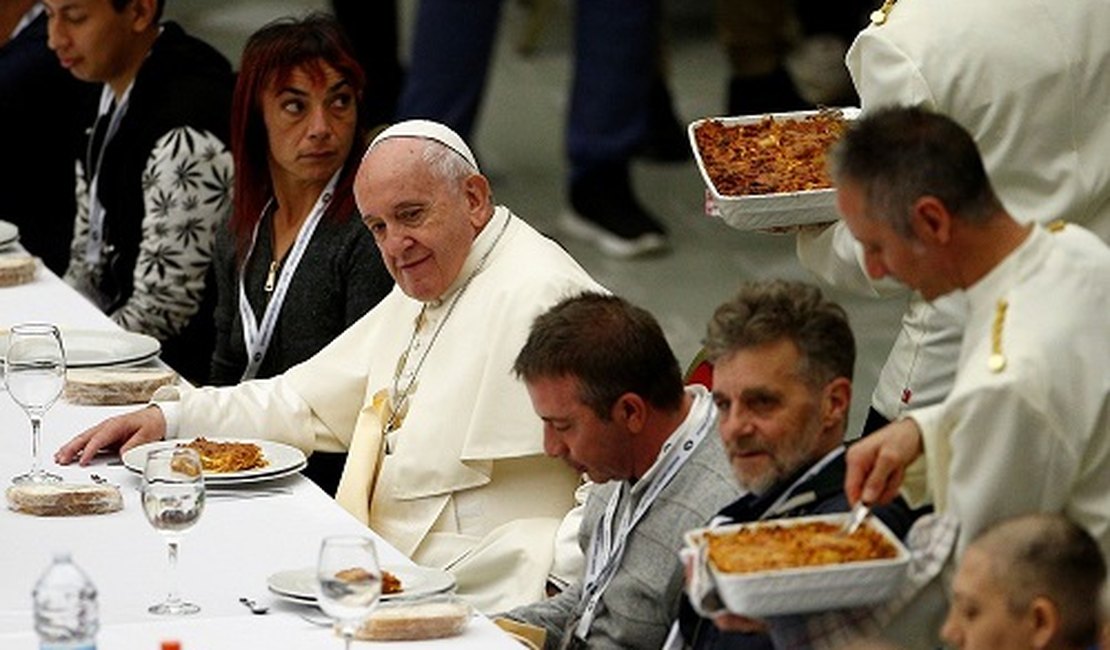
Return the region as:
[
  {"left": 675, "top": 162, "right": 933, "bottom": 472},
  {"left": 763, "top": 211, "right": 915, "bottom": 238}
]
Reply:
[
  {"left": 694, "top": 110, "right": 848, "bottom": 196},
  {"left": 335, "top": 568, "right": 404, "bottom": 595},
  {"left": 179, "top": 437, "right": 268, "bottom": 473},
  {"left": 707, "top": 520, "right": 898, "bottom": 574}
]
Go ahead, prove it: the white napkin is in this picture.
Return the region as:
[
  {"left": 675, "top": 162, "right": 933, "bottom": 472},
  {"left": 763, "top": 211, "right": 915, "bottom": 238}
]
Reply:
[{"left": 682, "top": 534, "right": 728, "bottom": 619}]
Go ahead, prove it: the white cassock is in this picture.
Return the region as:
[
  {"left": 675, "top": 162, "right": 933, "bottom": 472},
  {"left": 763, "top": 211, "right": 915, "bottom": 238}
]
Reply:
[
  {"left": 157, "top": 206, "right": 606, "bottom": 612},
  {"left": 797, "top": 0, "right": 1110, "bottom": 421},
  {"left": 902, "top": 224, "right": 1110, "bottom": 556},
  {"left": 784, "top": 225, "right": 1110, "bottom": 650}
]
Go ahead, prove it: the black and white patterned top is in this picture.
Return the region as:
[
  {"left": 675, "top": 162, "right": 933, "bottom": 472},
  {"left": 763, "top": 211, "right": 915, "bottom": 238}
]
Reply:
[{"left": 65, "top": 125, "right": 232, "bottom": 340}]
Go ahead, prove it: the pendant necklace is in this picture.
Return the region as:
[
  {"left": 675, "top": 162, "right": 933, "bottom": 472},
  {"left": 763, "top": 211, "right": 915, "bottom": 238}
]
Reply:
[
  {"left": 897, "top": 295, "right": 929, "bottom": 415},
  {"left": 383, "top": 215, "right": 510, "bottom": 434}
]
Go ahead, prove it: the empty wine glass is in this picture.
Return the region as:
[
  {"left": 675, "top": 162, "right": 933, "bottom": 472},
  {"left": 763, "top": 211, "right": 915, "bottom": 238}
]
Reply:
[
  {"left": 142, "top": 447, "right": 205, "bottom": 615},
  {"left": 5, "top": 323, "right": 65, "bottom": 484},
  {"left": 315, "top": 535, "right": 382, "bottom": 649}
]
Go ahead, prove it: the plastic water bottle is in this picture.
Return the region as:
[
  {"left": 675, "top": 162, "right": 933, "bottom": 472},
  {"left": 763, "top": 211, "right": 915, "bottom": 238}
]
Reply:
[{"left": 33, "top": 553, "right": 98, "bottom": 650}]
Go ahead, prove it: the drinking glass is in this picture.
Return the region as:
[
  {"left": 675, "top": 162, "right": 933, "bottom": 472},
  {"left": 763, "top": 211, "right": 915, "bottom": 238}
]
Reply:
[
  {"left": 142, "top": 447, "right": 205, "bottom": 615},
  {"left": 5, "top": 323, "right": 65, "bottom": 484},
  {"left": 315, "top": 535, "right": 383, "bottom": 649}
]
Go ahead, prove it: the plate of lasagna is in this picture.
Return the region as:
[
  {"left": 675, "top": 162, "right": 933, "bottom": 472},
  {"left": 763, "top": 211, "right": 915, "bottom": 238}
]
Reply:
[
  {"left": 686, "top": 513, "right": 909, "bottom": 616},
  {"left": 267, "top": 564, "right": 457, "bottom": 605},
  {"left": 122, "top": 437, "right": 307, "bottom": 485},
  {"left": 688, "top": 108, "right": 858, "bottom": 231}
]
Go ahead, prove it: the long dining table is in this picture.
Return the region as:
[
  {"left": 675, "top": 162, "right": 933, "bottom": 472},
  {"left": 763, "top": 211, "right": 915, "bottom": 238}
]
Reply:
[{"left": 0, "top": 262, "right": 520, "bottom": 649}]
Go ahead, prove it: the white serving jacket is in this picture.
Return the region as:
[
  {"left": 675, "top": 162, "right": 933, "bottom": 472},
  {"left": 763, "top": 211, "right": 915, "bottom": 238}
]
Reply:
[
  {"left": 797, "top": 0, "right": 1110, "bottom": 420},
  {"left": 903, "top": 225, "right": 1110, "bottom": 555},
  {"left": 160, "top": 207, "right": 605, "bottom": 612}
]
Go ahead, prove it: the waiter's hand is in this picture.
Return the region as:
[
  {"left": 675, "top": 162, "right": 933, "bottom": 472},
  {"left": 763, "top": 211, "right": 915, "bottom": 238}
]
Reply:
[
  {"left": 55, "top": 405, "right": 167, "bottom": 466},
  {"left": 845, "top": 418, "right": 924, "bottom": 506}
]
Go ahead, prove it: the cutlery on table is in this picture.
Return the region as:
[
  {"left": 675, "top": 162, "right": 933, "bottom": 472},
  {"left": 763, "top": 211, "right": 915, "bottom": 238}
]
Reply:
[
  {"left": 207, "top": 487, "right": 293, "bottom": 500},
  {"left": 238, "top": 597, "right": 269, "bottom": 615}
]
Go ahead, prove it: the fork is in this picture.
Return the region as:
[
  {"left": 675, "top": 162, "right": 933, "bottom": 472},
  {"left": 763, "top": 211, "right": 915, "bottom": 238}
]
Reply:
[
  {"left": 296, "top": 610, "right": 334, "bottom": 627},
  {"left": 840, "top": 501, "right": 871, "bottom": 536},
  {"left": 206, "top": 487, "right": 293, "bottom": 500}
]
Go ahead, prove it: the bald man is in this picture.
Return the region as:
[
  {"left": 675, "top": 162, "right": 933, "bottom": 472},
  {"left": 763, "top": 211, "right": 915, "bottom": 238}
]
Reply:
[{"left": 942, "top": 514, "right": 1106, "bottom": 650}]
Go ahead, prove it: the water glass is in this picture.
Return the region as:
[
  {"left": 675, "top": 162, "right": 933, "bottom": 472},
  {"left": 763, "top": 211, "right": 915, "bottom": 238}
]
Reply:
[
  {"left": 316, "top": 535, "right": 382, "bottom": 649},
  {"left": 142, "top": 447, "right": 205, "bottom": 615},
  {"left": 5, "top": 323, "right": 65, "bottom": 483}
]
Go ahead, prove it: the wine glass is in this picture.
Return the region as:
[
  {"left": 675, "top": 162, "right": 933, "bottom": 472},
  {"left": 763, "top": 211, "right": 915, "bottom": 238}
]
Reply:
[
  {"left": 315, "top": 535, "right": 383, "bottom": 649},
  {"left": 5, "top": 323, "right": 65, "bottom": 484},
  {"left": 142, "top": 447, "right": 205, "bottom": 615}
]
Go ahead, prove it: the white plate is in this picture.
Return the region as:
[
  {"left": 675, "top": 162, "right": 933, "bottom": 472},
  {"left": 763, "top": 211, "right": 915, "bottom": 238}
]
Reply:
[
  {"left": 688, "top": 108, "right": 860, "bottom": 231},
  {"left": 268, "top": 564, "right": 457, "bottom": 605},
  {"left": 0, "top": 220, "right": 17, "bottom": 248},
  {"left": 122, "top": 438, "right": 308, "bottom": 486},
  {"left": 0, "top": 329, "right": 161, "bottom": 368}
]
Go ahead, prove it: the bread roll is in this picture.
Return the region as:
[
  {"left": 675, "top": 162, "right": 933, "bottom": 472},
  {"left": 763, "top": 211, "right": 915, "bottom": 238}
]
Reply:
[
  {"left": 0, "top": 253, "right": 36, "bottom": 287},
  {"left": 64, "top": 367, "right": 177, "bottom": 405},
  {"left": 6, "top": 482, "right": 123, "bottom": 516},
  {"left": 355, "top": 599, "right": 470, "bottom": 641}
]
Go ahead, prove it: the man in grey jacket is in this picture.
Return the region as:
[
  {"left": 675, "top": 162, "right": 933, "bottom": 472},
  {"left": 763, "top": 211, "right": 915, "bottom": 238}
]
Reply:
[{"left": 500, "top": 293, "right": 741, "bottom": 649}]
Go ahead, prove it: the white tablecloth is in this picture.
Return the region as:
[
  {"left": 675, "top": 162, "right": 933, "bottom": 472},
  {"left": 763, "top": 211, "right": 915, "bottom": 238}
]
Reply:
[{"left": 0, "top": 265, "right": 519, "bottom": 649}]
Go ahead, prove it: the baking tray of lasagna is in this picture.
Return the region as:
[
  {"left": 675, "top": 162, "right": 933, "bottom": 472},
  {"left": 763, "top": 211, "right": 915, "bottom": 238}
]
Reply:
[
  {"left": 686, "top": 512, "right": 909, "bottom": 617},
  {"left": 688, "top": 108, "right": 859, "bottom": 231}
]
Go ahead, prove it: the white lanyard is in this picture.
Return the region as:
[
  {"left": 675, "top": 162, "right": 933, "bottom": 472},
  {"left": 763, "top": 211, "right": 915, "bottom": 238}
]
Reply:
[
  {"left": 574, "top": 392, "right": 716, "bottom": 641},
  {"left": 84, "top": 83, "right": 132, "bottom": 265},
  {"left": 12, "top": 4, "right": 44, "bottom": 40},
  {"left": 760, "top": 446, "right": 844, "bottom": 520},
  {"left": 237, "top": 170, "right": 340, "bottom": 380}
]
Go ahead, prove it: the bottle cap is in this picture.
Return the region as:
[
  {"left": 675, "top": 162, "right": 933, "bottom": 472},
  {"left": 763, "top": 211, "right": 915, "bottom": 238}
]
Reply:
[{"left": 161, "top": 641, "right": 181, "bottom": 650}]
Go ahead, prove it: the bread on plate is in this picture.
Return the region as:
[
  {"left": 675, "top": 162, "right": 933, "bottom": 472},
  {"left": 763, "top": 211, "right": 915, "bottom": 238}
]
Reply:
[
  {"left": 64, "top": 367, "right": 177, "bottom": 405},
  {"left": 7, "top": 482, "right": 123, "bottom": 516}
]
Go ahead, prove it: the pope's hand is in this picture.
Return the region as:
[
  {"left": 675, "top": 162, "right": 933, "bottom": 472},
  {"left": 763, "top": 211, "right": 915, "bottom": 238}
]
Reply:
[
  {"left": 844, "top": 418, "right": 924, "bottom": 506},
  {"left": 55, "top": 405, "right": 167, "bottom": 466}
]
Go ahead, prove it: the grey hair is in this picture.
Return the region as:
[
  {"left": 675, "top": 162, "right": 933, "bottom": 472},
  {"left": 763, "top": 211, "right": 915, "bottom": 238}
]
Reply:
[
  {"left": 828, "top": 104, "right": 1003, "bottom": 237},
  {"left": 705, "top": 280, "right": 854, "bottom": 389},
  {"left": 419, "top": 139, "right": 476, "bottom": 196}
]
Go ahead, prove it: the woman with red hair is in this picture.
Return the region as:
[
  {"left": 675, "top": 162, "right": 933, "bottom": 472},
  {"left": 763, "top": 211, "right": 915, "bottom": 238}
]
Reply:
[{"left": 211, "top": 14, "right": 393, "bottom": 492}]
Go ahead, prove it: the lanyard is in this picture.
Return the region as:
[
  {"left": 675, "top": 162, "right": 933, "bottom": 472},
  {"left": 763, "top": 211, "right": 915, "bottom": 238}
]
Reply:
[
  {"left": 759, "top": 446, "right": 844, "bottom": 520},
  {"left": 11, "top": 4, "right": 44, "bottom": 40},
  {"left": 84, "top": 83, "right": 132, "bottom": 266},
  {"left": 574, "top": 391, "right": 716, "bottom": 641},
  {"left": 237, "top": 170, "right": 340, "bottom": 380}
]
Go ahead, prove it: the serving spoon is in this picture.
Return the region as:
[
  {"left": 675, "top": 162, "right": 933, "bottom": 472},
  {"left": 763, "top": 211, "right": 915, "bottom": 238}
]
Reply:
[{"left": 840, "top": 501, "right": 871, "bottom": 536}]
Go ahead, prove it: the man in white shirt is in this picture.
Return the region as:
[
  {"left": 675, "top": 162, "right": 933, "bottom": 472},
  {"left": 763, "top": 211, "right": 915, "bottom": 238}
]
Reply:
[
  {"left": 835, "top": 106, "right": 1110, "bottom": 646},
  {"left": 797, "top": 0, "right": 1110, "bottom": 435},
  {"left": 57, "top": 119, "right": 606, "bottom": 612}
]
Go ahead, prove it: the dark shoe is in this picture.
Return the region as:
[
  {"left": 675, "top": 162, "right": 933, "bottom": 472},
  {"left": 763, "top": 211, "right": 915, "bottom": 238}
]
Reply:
[
  {"left": 563, "top": 165, "right": 669, "bottom": 258},
  {"left": 727, "top": 68, "right": 811, "bottom": 116}
]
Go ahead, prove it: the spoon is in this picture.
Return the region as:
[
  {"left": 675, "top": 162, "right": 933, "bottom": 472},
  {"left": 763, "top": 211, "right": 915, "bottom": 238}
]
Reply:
[
  {"left": 238, "top": 597, "right": 269, "bottom": 615},
  {"left": 840, "top": 501, "right": 872, "bottom": 536}
]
